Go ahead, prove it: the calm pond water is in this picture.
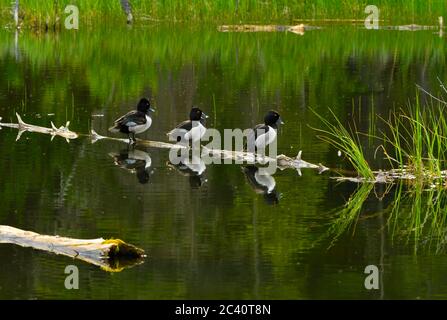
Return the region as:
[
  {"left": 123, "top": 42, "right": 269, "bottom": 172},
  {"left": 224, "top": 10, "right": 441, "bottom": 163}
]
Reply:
[{"left": 1, "top": 25, "right": 447, "bottom": 299}]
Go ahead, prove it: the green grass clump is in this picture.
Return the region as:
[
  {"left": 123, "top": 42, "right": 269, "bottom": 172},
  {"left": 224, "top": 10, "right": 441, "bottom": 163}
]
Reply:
[
  {"left": 381, "top": 95, "right": 447, "bottom": 179},
  {"left": 312, "top": 108, "right": 375, "bottom": 180},
  {"left": 314, "top": 90, "right": 447, "bottom": 183}
]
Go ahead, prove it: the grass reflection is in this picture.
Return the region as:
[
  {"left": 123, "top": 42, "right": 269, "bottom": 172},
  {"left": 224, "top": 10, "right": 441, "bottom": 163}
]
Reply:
[{"left": 328, "top": 181, "right": 447, "bottom": 254}]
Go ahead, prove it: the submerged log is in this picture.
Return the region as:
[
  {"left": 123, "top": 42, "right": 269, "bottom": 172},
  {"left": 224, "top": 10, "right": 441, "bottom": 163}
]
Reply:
[{"left": 0, "top": 225, "right": 145, "bottom": 272}]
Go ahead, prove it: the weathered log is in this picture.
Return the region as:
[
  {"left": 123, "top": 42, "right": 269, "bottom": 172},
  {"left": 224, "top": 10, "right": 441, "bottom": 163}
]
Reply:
[
  {"left": 218, "top": 24, "right": 306, "bottom": 35},
  {"left": 91, "top": 129, "right": 185, "bottom": 149},
  {"left": 386, "top": 24, "right": 437, "bottom": 31},
  {"left": 0, "top": 114, "right": 329, "bottom": 174},
  {"left": 202, "top": 147, "right": 328, "bottom": 175},
  {"left": 93, "top": 127, "right": 329, "bottom": 174},
  {"left": 277, "top": 151, "right": 329, "bottom": 174},
  {"left": 331, "top": 167, "right": 447, "bottom": 185},
  {"left": 0, "top": 225, "right": 145, "bottom": 272},
  {"left": 0, "top": 113, "right": 78, "bottom": 142}
]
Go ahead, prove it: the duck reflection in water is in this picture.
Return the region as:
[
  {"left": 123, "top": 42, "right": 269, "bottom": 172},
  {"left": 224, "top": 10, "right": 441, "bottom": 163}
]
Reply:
[
  {"left": 109, "top": 148, "right": 153, "bottom": 184},
  {"left": 242, "top": 165, "right": 281, "bottom": 205},
  {"left": 167, "top": 153, "right": 207, "bottom": 188}
]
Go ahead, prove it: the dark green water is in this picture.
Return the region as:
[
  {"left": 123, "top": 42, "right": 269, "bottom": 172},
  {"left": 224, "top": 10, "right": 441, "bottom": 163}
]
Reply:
[{"left": 1, "top": 25, "right": 447, "bottom": 299}]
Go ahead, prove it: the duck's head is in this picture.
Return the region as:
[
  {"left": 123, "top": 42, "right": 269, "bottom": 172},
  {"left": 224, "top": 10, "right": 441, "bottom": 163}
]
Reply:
[
  {"left": 190, "top": 107, "right": 208, "bottom": 121},
  {"left": 137, "top": 98, "right": 155, "bottom": 114},
  {"left": 264, "top": 110, "right": 284, "bottom": 127}
]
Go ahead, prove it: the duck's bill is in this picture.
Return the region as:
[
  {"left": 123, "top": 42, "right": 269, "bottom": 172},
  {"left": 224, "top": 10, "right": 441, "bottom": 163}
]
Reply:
[
  {"left": 149, "top": 108, "right": 156, "bottom": 113},
  {"left": 201, "top": 113, "right": 209, "bottom": 119},
  {"left": 278, "top": 117, "right": 285, "bottom": 125}
]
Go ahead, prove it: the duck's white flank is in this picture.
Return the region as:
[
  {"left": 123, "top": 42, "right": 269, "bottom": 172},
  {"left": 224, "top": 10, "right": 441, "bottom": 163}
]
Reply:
[
  {"left": 255, "top": 126, "right": 277, "bottom": 149},
  {"left": 129, "top": 115, "right": 152, "bottom": 134}
]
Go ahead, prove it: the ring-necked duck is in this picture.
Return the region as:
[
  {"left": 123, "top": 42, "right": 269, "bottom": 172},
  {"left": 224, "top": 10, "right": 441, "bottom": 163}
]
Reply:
[
  {"left": 109, "top": 98, "right": 155, "bottom": 143},
  {"left": 167, "top": 107, "right": 208, "bottom": 145},
  {"left": 246, "top": 110, "right": 284, "bottom": 152}
]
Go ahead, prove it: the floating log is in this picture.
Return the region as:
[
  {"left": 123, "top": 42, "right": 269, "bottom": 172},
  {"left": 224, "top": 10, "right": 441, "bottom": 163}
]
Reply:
[
  {"left": 0, "top": 113, "right": 329, "bottom": 175},
  {"left": 382, "top": 24, "right": 437, "bottom": 31},
  {"left": 93, "top": 126, "right": 329, "bottom": 175},
  {"left": 91, "top": 129, "right": 185, "bottom": 149},
  {"left": 202, "top": 147, "right": 328, "bottom": 175},
  {"left": 0, "top": 113, "right": 78, "bottom": 142},
  {"left": 331, "top": 167, "right": 447, "bottom": 185},
  {"left": 294, "top": 18, "right": 382, "bottom": 22},
  {"left": 218, "top": 24, "right": 307, "bottom": 35},
  {"left": 277, "top": 151, "right": 328, "bottom": 174},
  {"left": 0, "top": 225, "right": 145, "bottom": 272}
]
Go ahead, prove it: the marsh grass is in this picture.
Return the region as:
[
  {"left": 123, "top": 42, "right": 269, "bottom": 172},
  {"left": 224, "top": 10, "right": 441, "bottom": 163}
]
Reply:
[
  {"left": 380, "top": 97, "right": 447, "bottom": 180},
  {"left": 317, "top": 89, "right": 447, "bottom": 251},
  {"left": 312, "top": 108, "right": 374, "bottom": 179},
  {"left": 314, "top": 90, "right": 447, "bottom": 184},
  {"left": 1, "top": 0, "right": 447, "bottom": 26}
]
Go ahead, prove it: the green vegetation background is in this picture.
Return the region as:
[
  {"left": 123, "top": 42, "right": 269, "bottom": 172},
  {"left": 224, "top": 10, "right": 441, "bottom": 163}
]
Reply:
[{"left": 0, "top": 0, "right": 446, "bottom": 25}]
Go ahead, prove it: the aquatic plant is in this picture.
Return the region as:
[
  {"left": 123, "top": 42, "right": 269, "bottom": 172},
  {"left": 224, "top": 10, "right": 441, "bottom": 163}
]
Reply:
[
  {"left": 0, "top": 0, "right": 446, "bottom": 26},
  {"left": 314, "top": 86, "right": 447, "bottom": 184},
  {"left": 311, "top": 108, "right": 375, "bottom": 179},
  {"left": 317, "top": 90, "right": 447, "bottom": 252},
  {"left": 380, "top": 95, "right": 447, "bottom": 179}
]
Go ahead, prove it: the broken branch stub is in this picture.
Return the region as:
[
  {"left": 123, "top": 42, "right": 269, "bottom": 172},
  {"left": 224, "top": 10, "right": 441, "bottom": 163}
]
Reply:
[{"left": 0, "top": 113, "right": 78, "bottom": 142}]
